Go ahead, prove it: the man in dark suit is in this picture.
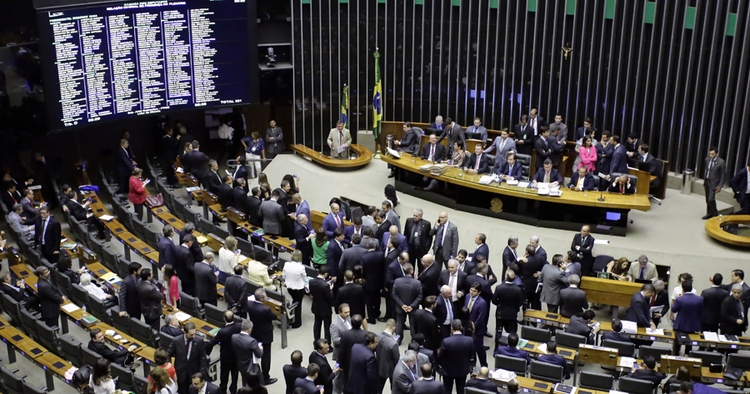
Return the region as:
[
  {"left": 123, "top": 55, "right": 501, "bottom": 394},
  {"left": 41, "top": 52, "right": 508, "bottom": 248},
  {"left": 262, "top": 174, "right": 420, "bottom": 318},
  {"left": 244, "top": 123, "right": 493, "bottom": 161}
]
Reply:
[
  {"left": 231, "top": 319, "right": 265, "bottom": 387},
  {"left": 118, "top": 262, "right": 141, "bottom": 319},
  {"left": 0, "top": 271, "right": 37, "bottom": 307},
  {"left": 412, "top": 296, "right": 441, "bottom": 351},
  {"left": 174, "top": 235, "right": 196, "bottom": 296},
  {"left": 721, "top": 284, "right": 747, "bottom": 335},
  {"left": 309, "top": 266, "right": 334, "bottom": 341},
  {"left": 224, "top": 265, "right": 248, "bottom": 318},
  {"left": 374, "top": 212, "right": 394, "bottom": 247},
  {"left": 568, "top": 166, "right": 597, "bottom": 191},
  {"left": 672, "top": 280, "right": 704, "bottom": 355},
  {"left": 115, "top": 138, "right": 135, "bottom": 194},
  {"left": 651, "top": 280, "right": 670, "bottom": 327},
  {"left": 294, "top": 364, "right": 322, "bottom": 394},
  {"left": 439, "top": 320, "right": 474, "bottom": 394},
  {"left": 189, "top": 373, "right": 220, "bottom": 394},
  {"left": 465, "top": 283, "right": 489, "bottom": 367},
  {"left": 404, "top": 209, "right": 433, "bottom": 270},
  {"left": 730, "top": 165, "right": 750, "bottom": 214},
  {"left": 701, "top": 273, "right": 729, "bottom": 332},
  {"left": 538, "top": 341, "right": 570, "bottom": 380},
  {"left": 217, "top": 174, "right": 234, "bottom": 211},
  {"left": 629, "top": 356, "right": 665, "bottom": 389},
  {"left": 559, "top": 274, "right": 588, "bottom": 318},
  {"left": 202, "top": 160, "right": 224, "bottom": 195},
  {"left": 527, "top": 107, "right": 546, "bottom": 136},
  {"left": 437, "top": 260, "right": 468, "bottom": 302},
  {"left": 168, "top": 322, "right": 209, "bottom": 394},
  {"left": 178, "top": 222, "right": 204, "bottom": 263},
  {"left": 392, "top": 263, "right": 423, "bottom": 341},
  {"left": 2, "top": 182, "right": 21, "bottom": 211},
  {"left": 501, "top": 236, "right": 520, "bottom": 275},
  {"left": 418, "top": 254, "right": 440, "bottom": 298},
  {"left": 466, "top": 367, "right": 498, "bottom": 393},
  {"left": 326, "top": 229, "right": 345, "bottom": 284},
  {"left": 532, "top": 159, "right": 563, "bottom": 186},
  {"left": 34, "top": 206, "right": 61, "bottom": 263},
  {"left": 322, "top": 202, "right": 346, "bottom": 239},
  {"left": 338, "top": 314, "right": 370, "bottom": 381},
  {"left": 337, "top": 271, "right": 366, "bottom": 320},
  {"left": 160, "top": 128, "right": 180, "bottom": 186},
  {"left": 608, "top": 173, "right": 636, "bottom": 194},
  {"left": 434, "top": 286, "right": 457, "bottom": 338},
  {"left": 88, "top": 328, "right": 136, "bottom": 366},
  {"left": 626, "top": 133, "right": 641, "bottom": 157},
  {"left": 194, "top": 252, "right": 218, "bottom": 306},
  {"left": 626, "top": 284, "right": 657, "bottom": 329},
  {"left": 183, "top": 141, "right": 210, "bottom": 180},
  {"left": 346, "top": 332, "right": 379, "bottom": 394},
  {"left": 309, "top": 339, "right": 338, "bottom": 394},
  {"left": 65, "top": 191, "right": 106, "bottom": 239},
  {"left": 492, "top": 271, "right": 524, "bottom": 336},
  {"left": 247, "top": 288, "right": 278, "bottom": 385},
  {"left": 495, "top": 152, "right": 524, "bottom": 181},
  {"left": 573, "top": 117, "right": 594, "bottom": 141},
  {"left": 512, "top": 115, "right": 533, "bottom": 155},
  {"left": 436, "top": 117, "right": 465, "bottom": 156},
  {"left": 382, "top": 252, "right": 407, "bottom": 321},
  {"left": 420, "top": 134, "right": 447, "bottom": 162},
  {"left": 637, "top": 144, "right": 661, "bottom": 189},
  {"left": 608, "top": 135, "right": 629, "bottom": 175},
  {"left": 375, "top": 319, "right": 400, "bottom": 394},
  {"left": 246, "top": 187, "right": 263, "bottom": 227},
  {"left": 232, "top": 159, "right": 249, "bottom": 191},
  {"left": 411, "top": 363, "right": 444, "bottom": 394},
  {"left": 570, "top": 225, "right": 595, "bottom": 275},
  {"left": 207, "top": 311, "right": 241, "bottom": 394},
  {"left": 360, "top": 241, "right": 385, "bottom": 324},
  {"left": 602, "top": 319, "right": 633, "bottom": 343},
  {"left": 158, "top": 225, "right": 176, "bottom": 269},
  {"left": 494, "top": 332, "right": 531, "bottom": 364},
  {"left": 339, "top": 235, "right": 368, "bottom": 275},
  {"left": 161, "top": 314, "right": 184, "bottom": 337},
  {"left": 534, "top": 128, "right": 555, "bottom": 169},
  {"left": 464, "top": 143, "right": 490, "bottom": 174},
  {"left": 137, "top": 269, "right": 163, "bottom": 330},
  {"left": 294, "top": 215, "right": 314, "bottom": 265},
  {"left": 596, "top": 131, "right": 614, "bottom": 180},
  {"left": 284, "top": 350, "right": 308, "bottom": 394}
]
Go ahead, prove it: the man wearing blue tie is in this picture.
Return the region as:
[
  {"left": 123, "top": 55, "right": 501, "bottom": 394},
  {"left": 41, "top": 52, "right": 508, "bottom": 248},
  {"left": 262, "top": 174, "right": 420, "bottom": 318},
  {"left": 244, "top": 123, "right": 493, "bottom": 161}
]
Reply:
[{"left": 496, "top": 152, "right": 523, "bottom": 181}]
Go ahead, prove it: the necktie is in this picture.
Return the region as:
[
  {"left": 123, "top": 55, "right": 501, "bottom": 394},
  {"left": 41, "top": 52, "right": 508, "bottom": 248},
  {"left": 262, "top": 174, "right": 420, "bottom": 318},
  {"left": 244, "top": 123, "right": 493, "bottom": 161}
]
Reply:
[
  {"left": 621, "top": 184, "right": 625, "bottom": 194},
  {"left": 41, "top": 218, "right": 47, "bottom": 245},
  {"left": 499, "top": 139, "right": 506, "bottom": 152},
  {"left": 437, "top": 225, "right": 445, "bottom": 247},
  {"left": 185, "top": 340, "right": 192, "bottom": 358},
  {"left": 544, "top": 172, "right": 550, "bottom": 183},
  {"left": 335, "top": 214, "right": 341, "bottom": 228},
  {"left": 468, "top": 297, "right": 475, "bottom": 312},
  {"left": 9, "top": 192, "right": 16, "bottom": 203},
  {"left": 474, "top": 155, "right": 480, "bottom": 170},
  {"left": 429, "top": 145, "right": 435, "bottom": 161},
  {"left": 512, "top": 248, "right": 517, "bottom": 260},
  {"left": 640, "top": 267, "right": 645, "bottom": 279},
  {"left": 531, "top": 118, "right": 535, "bottom": 129},
  {"left": 738, "top": 300, "right": 744, "bottom": 318},
  {"left": 544, "top": 138, "right": 548, "bottom": 147},
  {"left": 385, "top": 248, "right": 391, "bottom": 258},
  {"left": 707, "top": 159, "right": 714, "bottom": 178},
  {"left": 650, "top": 294, "right": 656, "bottom": 306},
  {"left": 339, "top": 131, "right": 343, "bottom": 145},
  {"left": 445, "top": 297, "right": 453, "bottom": 321}
]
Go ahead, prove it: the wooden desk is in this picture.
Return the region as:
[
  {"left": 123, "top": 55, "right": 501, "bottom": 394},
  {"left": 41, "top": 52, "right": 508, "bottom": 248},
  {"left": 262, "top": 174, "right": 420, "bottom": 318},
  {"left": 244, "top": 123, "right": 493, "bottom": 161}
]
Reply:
[
  {"left": 379, "top": 121, "right": 507, "bottom": 153},
  {"left": 520, "top": 338, "right": 575, "bottom": 361},
  {"left": 705, "top": 215, "right": 750, "bottom": 247},
  {"left": 0, "top": 323, "right": 75, "bottom": 391},
  {"left": 491, "top": 376, "right": 552, "bottom": 393},
  {"left": 291, "top": 143, "right": 373, "bottom": 169},
  {"left": 661, "top": 355, "right": 702, "bottom": 377},
  {"left": 578, "top": 344, "right": 619, "bottom": 367},
  {"left": 579, "top": 277, "right": 642, "bottom": 314}
]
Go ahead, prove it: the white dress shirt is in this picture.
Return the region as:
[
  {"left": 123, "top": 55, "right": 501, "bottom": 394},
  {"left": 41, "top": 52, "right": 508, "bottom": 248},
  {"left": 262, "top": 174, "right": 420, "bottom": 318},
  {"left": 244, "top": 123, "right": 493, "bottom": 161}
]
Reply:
[
  {"left": 283, "top": 261, "right": 308, "bottom": 290},
  {"left": 83, "top": 283, "right": 110, "bottom": 301}
]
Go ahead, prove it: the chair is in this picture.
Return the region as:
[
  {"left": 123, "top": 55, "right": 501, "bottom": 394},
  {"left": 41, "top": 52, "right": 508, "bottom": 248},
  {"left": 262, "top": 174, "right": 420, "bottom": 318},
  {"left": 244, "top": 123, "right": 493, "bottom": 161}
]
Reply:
[
  {"left": 350, "top": 206, "right": 364, "bottom": 222},
  {"left": 204, "top": 303, "right": 225, "bottom": 327},
  {"left": 20, "top": 308, "right": 40, "bottom": 341},
  {"left": 638, "top": 345, "right": 671, "bottom": 363},
  {"left": 521, "top": 325, "right": 551, "bottom": 343},
  {"left": 59, "top": 334, "right": 83, "bottom": 367},
  {"left": 89, "top": 236, "right": 107, "bottom": 257},
  {"left": 578, "top": 370, "right": 614, "bottom": 391},
  {"left": 253, "top": 245, "right": 273, "bottom": 265},
  {"left": 100, "top": 247, "right": 121, "bottom": 273},
  {"left": 3, "top": 294, "right": 22, "bottom": 325},
  {"left": 211, "top": 225, "right": 230, "bottom": 241},
  {"left": 649, "top": 158, "right": 667, "bottom": 204},
  {"left": 515, "top": 153, "right": 531, "bottom": 180},
  {"left": 236, "top": 237, "right": 255, "bottom": 257},
  {"left": 601, "top": 339, "right": 635, "bottom": 357},
  {"left": 689, "top": 350, "right": 723, "bottom": 366},
  {"left": 110, "top": 363, "right": 136, "bottom": 392},
  {"left": 111, "top": 308, "right": 133, "bottom": 335},
  {"left": 21, "top": 381, "right": 46, "bottom": 394},
  {"left": 134, "top": 374, "right": 149, "bottom": 394},
  {"left": 727, "top": 353, "right": 750, "bottom": 370},
  {"left": 617, "top": 376, "right": 656, "bottom": 394},
  {"left": 51, "top": 270, "right": 72, "bottom": 299},
  {"left": 87, "top": 295, "right": 112, "bottom": 324},
  {"left": 1, "top": 367, "right": 26, "bottom": 394},
  {"left": 160, "top": 332, "right": 176, "bottom": 350},
  {"left": 82, "top": 345, "right": 102, "bottom": 367},
  {"left": 70, "top": 283, "right": 90, "bottom": 309},
  {"left": 131, "top": 317, "right": 159, "bottom": 348},
  {"left": 592, "top": 255, "right": 614, "bottom": 274},
  {"left": 179, "top": 291, "right": 205, "bottom": 319},
  {"left": 199, "top": 218, "right": 216, "bottom": 235},
  {"left": 35, "top": 320, "right": 60, "bottom": 356},
  {"left": 116, "top": 257, "right": 131, "bottom": 278},
  {"left": 529, "top": 360, "right": 564, "bottom": 383},
  {"left": 143, "top": 227, "right": 161, "bottom": 249},
  {"left": 555, "top": 331, "right": 586, "bottom": 350},
  {"left": 494, "top": 355, "right": 527, "bottom": 375}
]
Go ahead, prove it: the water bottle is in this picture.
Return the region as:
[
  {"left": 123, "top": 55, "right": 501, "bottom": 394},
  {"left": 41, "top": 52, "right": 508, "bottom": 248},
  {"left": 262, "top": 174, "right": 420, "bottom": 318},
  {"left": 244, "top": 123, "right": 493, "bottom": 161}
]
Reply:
[{"left": 82, "top": 305, "right": 87, "bottom": 315}]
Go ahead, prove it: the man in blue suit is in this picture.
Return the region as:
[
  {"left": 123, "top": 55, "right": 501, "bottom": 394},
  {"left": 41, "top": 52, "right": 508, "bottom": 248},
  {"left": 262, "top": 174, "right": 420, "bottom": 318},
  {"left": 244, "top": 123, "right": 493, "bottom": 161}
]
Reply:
[
  {"left": 537, "top": 341, "right": 570, "bottom": 379},
  {"left": 626, "top": 283, "right": 657, "bottom": 330},
  {"left": 495, "top": 152, "right": 523, "bottom": 181},
  {"left": 381, "top": 225, "right": 408, "bottom": 253},
  {"left": 323, "top": 202, "right": 346, "bottom": 239},
  {"left": 601, "top": 319, "right": 633, "bottom": 343},
  {"left": 469, "top": 233, "right": 490, "bottom": 263},
  {"left": 439, "top": 320, "right": 474, "bottom": 394},
  {"left": 346, "top": 333, "right": 379, "bottom": 394},
  {"left": 291, "top": 194, "right": 312, "bottom": 231},
  {"left": 158, "top": 225, "right": 176, "bottom": 269},
  {"left": 671, "top": 280, "right": 704, "bottom": 355},
  {"left": 568, "top": 166, "right": 597, "bottom": 191},
  {"left": 532, "top": 159, "right": 563, "bottom": 186},
  {"left": 608, "top": 135, "right": 629, "bottom": 175},
  {"left": 730, "top": 165, "right": 750, "bottom": 214},
  {"left": 494, "top": 333, "right": 531, "bottom": 364},
  {"left": 465, "top": 283, "right": 488, "bottom": 367},
  {"left": 464, "top": 143, "right": 491, "bottom": 174},
  {"left": 294, "top": 364, "right": 322, "bottom": 394}
]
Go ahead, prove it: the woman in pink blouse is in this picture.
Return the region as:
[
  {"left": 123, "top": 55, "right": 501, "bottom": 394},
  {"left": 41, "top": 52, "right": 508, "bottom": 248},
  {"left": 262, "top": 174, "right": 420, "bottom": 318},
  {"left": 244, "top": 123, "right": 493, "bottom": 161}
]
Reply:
[
  {"left": 161, "top": 264, "right": 180, "bottom": 307},
  {"left": 578, "top": 136, "right": 598, "bottom": 172}
]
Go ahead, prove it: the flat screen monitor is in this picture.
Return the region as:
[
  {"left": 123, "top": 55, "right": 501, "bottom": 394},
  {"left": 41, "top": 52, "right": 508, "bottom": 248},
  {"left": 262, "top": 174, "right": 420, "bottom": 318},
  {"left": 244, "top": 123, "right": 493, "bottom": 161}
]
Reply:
[
  {"left": 605, "top": 211, "right": 622, "bottom": 221},
  {"left": 36, "top": 0, "right": 256, "bottom": 130}
]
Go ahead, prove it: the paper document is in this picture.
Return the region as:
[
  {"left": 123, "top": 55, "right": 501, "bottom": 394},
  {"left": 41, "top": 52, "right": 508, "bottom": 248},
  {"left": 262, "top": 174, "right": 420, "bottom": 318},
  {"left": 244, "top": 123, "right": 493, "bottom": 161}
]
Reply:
[
  {"left": 186, "top": 186, "right": 201, "bottom": 193},
  {"left": 618, "top": 356, "right": 636, "bottom": 368},
  {"left": 99, "top": 215, "right": 114, "bottom": 221},
  {"left": 537, "top": 342, "right": 549, "bottom": 354},
  {"left": 28, "top": 185, "right": 42, "bottom": 190},
  {"left": 490, "top": 369, "right": 517, "bottom": 382},
  {"left": 703, "top": 332, "right": 719, "bottom": 341},
  {"left": 143, "top": 179, "right": 151, "bottom": 185},
  {"left": 176, "top": 167, "right": 184, "bottom": 173},
  {"left": 649, "top": 306, "right": 663, "bottom": 315},
  {"left": 337, "top": 146, "right": 346, "bottom": 153},
  {"left": 506, "top": 179, "right": 519, "bottom": 186},
  {"left": 478, "top": 175, "right": 493, "bottom": 185},
  {"left": 518, "top": 181, "right": 530, "bottom": 188},
  {"left": 594, "top": 239, "right": 610, "bottom": 245},
  {"left": 596, "top": 172, "right": 608, "bottom": 179},
  {"left": 174, "top": 311, "right": 192, "bottom": 322},
  {"left": 646, "top": 328, "right": 665, "bottom": 336},
  {"left": 62, "top": 303, "right": 80, "bottom": 313},
  {"left": 620, "top": 320, "right": 638, "bottom": 334},
  {"left": 105, "top": 330, "right": 116, "bottom": 336}
]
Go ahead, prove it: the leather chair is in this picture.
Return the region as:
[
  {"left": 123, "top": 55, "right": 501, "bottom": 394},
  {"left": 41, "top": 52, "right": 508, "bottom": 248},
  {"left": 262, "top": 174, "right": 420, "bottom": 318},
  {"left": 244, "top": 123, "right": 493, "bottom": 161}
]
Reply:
[
  {"left": 521, "top": 325, "right": 551, "bottom": 343},
  {"left": 494, "top": 355, "right": 527, "bottom": 375},
  {"left": 529, "top": 359, "right": 564, "bottom": 383},
  {"left": 617, "top": 376, "right": 655, "bottom": 394},
  {"left": 59, "top": 334, "right": 83, "bottom": 367},
  {"left": 578, "top": 371, "right": 614, "bottom": 391}
]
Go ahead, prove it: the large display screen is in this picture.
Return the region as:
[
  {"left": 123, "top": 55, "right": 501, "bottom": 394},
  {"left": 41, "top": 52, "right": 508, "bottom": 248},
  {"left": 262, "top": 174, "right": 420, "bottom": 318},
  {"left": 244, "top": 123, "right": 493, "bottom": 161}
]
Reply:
[{"left": 37, "top": 0, "right": 254, "bottom": 130}]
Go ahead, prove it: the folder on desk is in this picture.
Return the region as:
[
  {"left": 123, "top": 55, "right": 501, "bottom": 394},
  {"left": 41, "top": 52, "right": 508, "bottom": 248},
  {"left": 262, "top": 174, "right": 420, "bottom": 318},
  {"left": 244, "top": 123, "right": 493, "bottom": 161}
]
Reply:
[
  {"left": 621, "top": 320, "right": 638, "bottom": 334},
  {"left": 101, "top": 272, "right": 118, "bottom": 282},
  {"left": 174, "top": 311, "right": 191, "bottom": 322},
  {"left": 618, "top": 356, "right": 636, "bottom": 368}
]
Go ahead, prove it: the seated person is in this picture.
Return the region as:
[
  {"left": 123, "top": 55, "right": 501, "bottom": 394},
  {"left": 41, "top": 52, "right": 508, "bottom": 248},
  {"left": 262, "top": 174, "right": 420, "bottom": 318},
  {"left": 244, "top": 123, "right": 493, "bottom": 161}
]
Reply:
[
  {"left": 56, "top": 255, "right": 83, "bottom": 285},
  {"left": 568, "top": 166, "right": 597, "bottom": 191},
  {"left": 629, "top": 355, "right": 665, "bottom": 388},
  {"left": 420, "top": 133, "right": 446, "bottom": 162},
  {"left": 429, "top": 115, "right": 444, "bottom": 131},
  {"left": 393, "top": 122, "right": 423, "bottom": 155},
  {"left": 161, "top": 313, "right": 184, "bottom": 337},
  {"left": 565, "top": 309, "right": 600, "bottom": 344},
  {"left": 466, "top": 367, "right": 499, "bottom": 392},
  {"left": 537, "top": 341, "right": 570, "bottom": 379},
  {"left": 494, "top": 152, "right": 523, "bottom": 181},
  {"left": 562, "top": 251, "right": 582, "bottom": 278},
  {"left": 601, "top": 319, "right": 633, "bottom": 343},
  {"left": 66, "top": 190, "right": 106, "bottom": 239},
  {"left": 20, "top": 189, "right": 40, "bottom": 224},
  {"left": 637, "top": 144, "right": 661, "bottom": 189},
  {"left": 494, "top": 332, "right": 531, "bottom": 364},
  {"left": 532, "top": 159, "right": 563, "bottom": 187},
  {"left": 80, "top": 273, "right": 117, "bottom": 307},
  {"left": 88, "top": 327, "right": 137, "bottom": 366},
  {"left": 449, "top": 141, "right": 467, "bottom": 167},
  {"left": 0, "top": 270, "right": 38, "bottom": 308},
  {"left": 464, "top": 143, "right": 490, "bottom": 174},
  {"left": 606, "top": 257, "right": 632, "bottom": 281},
  {"left": 7, "top": 203, "right": 34, "bottom": 237},
  {"left": 608, "top": 174, "right": 636, "bottom": 194},
  {"left": 676, "top": 381, "right": 725, "bottom": 394}
]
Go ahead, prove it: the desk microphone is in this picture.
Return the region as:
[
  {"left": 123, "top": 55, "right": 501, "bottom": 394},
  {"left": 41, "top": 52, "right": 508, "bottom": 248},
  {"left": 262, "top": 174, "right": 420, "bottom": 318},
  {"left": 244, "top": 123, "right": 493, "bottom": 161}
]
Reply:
[{"left": 598, "top": 192, "right": 605, "bottom": 202}]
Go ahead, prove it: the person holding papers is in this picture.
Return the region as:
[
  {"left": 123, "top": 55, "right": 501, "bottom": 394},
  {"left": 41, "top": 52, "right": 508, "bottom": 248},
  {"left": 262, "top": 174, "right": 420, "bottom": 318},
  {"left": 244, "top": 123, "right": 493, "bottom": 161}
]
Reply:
[
  {"left": 567, "top": 166, "right": 597, "bottom": 191},
  {"left": 720, "top": 284, "right": 747, "bottom": 335},
  {"left": 532, "top": 159, "right": 562, "bottom": 187},
  {"left": 495, "top": 152, "right": 523, "bottom": 181},
  {"left": 129, "top": 168, "right": 148, "bottom": 221}
]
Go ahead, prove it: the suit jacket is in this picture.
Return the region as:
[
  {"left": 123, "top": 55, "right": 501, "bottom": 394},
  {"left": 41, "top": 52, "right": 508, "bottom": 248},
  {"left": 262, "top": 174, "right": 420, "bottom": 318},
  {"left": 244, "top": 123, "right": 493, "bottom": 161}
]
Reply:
[
  {"left": 492, "top": 282, "right": 524, "bottom": 320},
  {"left": 568, "top": 172, "right": 597, "bottom": 191},
  {"left": 628, "top": 262, "right": 658, "bottom": 282},
  {"left": 189, "top": 383, "right": 219, "bottom": 394},
  {"left": 470, "top": 243, "right": 490, "bottom": 264},
  {"left": 247, "top": 195, "right": 263, "bottom": 226},
  {"left": 411, "top": 378, "right": 444, "bottom": 394},
  {"left": 534, "top": 137, "right": 555, "bottom": 168},
  {"left": 309, "top": 277, "right": 333, "bottom": 317},
  {"left": 329, "top": 315, "right": 351, "bottom": 360},
  {"left": 174, "top": 245, "right": 195, "bottom": 285},
  {"left": 178, "top": 230, "right": 204, "bottom": 267},
  {"left": 381, "top": 233, "right": 407, "bottom": 253},
  {"left": 246, "top": 300, "right": 277, "bottom": 344},
  {"left": 393, "top": 277, "right": 423, "bottom": 311},
  {"left": 434, "top": 295, "right": 458, "bottom": 327},
  {"left": 465, "top": 274, "right": 493, "bottom": 304},
  {"left": 436, "top": 124, "right": 466, "bottom": 149},
  {"left": 137, "top": 279, "right": 163, "bottom": 321},
  {"left": 309, "top": 351, "right": 335, "bottom": 394},
  {"left": 571, "top": 233, "right": 595, "bottom": 266},
  {"left": 158, "top": 236, "right": 176, "bottom": 269},
  {"left": 418, "top": 263, "right": 441, "bottom": 297},
  {"left": 596, "top": 142, "right": 615, "bottom": 175},
  {"left": 375, "top": 220, "right": 393, "bottom": 244},
  {"left": 194, "top": 262, "right": 218, "bottom": 304},
  {"left": 412, "top": 308, "right": 441, "bottom": 350},
  {"left": 20, "top": 198, "right": 38, "bottom": 223},
  {"left": 721, "top": 295, "right": 747, "bottom": 335},
  {"left": 437, "top": 270, "right": 468, "bottom": 297},
  {"left": 376, "top": 331, "right": 400, "bottom": 379},
  {"left": 730, "top": 167, "right": 749, "bottom": 204},
  {"left": 347, "top": 343, "right": 378, "bottom": 394},
  {"left": 392, "top": 360, "right": 417, "bottom": 394},
  {"left": 360, "top": 250, "right": 385, "bottom": 292},
  {"left": 230, "top": 332, "right": 263, "bottom": 374},
  {"left": 168, "top": 334, "right": 209, "bottom": 386},
  {"left": 495, "top": 346, "right": 531, "bottom": 364},
  {"left": 701, "top": 286, "right": 729, "bottom": 327},
  {"left": 496, "top": 161, "right": 523, "bottom": 180},
  {"left": 501, "top": 246, "right": 519, "bottom": 274},
  {"left": 322, "top": 211, "right": 346, "bottom": 238},
  {"left": 538, "top": 353, "right": 570, "bottom": 379},
  {"left": 466, "top": 378, "right": 498, "bottom": 393},
  {"left": 439, "top": 333, "right": 475, "bottom": 377},
  {"left": 65, "top": 199, "right": 90, "bottom": 222},
  {"left": 485, "top": 137, "right": 517, "bottom": 169},
  {"left": 532, "top": 168, "right": 563, "bottom": 184},
  {"left": 2, "top": 190, "right": 21, "bottom": 211},
  {"left": 559, "top": 287, "right": 588, "bottom": 318},
  {"left": 231, "top": 165, "right": 249, "bottom": 186},
  {"left": 265, "top": 126, "right": 286, "bottom": 155},
  {"left": 337, "top": 283, "right": 366, "bottom": 318},
  {"left": 626, "top": 292, "right": 652, "bottom": 327},
  {"left": 230, "top": 187, "right": 249, "bottom": 213},
  {"left": 184, "top": 150, "right": 210, "bottom": 178},
  {"left": 115, "top": 146, "right": 135, "bottom": 176},
  {"left": 296, "top": 200, "right": 312, "bottom": 231},
  {"left": 293, "top": 377, "right": 320, "bottom": 394},
  {"left": 464, "top": 296, "right": 488, "bottom": 336},
  {"left": 672, "top": 293, "right": 704, "bottom": 332},
  {"left": 339, "top": 245, "right": 367, "bottom": 274},
  {"left": 37, "top": 278, "right": 63, "bottom": 323},
  {"left": 161, "top": 325, "right": 183, "bottom": 337},
  {"left": 327, "top": 128, "right": 352, "bottom": 155},
  {"left": 326, "top": 241, "right": 344, "bottom": 278},
  {"left": 400, "top": 128, "right": 423, "bottom": 155},
  {"left": 119, "top": 274, "right": 141, "bottom": 317},
  {"left": 629, "top": 369, "right": 665, "bottom": 388},
  {"left": 601, "top": 331, "right": 632, "bottom": 343},
  {"left": 294, "top": 222, "right": 313, "bottom": 263},
  {"left": 513, "top": 124, "right": 534, "bottom": 155},
  {"left": 464, "top": 153, "right": 490, "bottom": 174},
  {"left": 88, "top": 340, "right": 128, "bottom": 363},
  {"left": 338, "top": 328, "right": 368, "bottom": 371},
  {"left": 430, "top": 222, "right": 459, "bottom": 260},
  {"left": 260, "top": 200, "right": 285, "bottom": 235},
  {"left": 609, "top": 144, "right": 629, "bottom": 175},
  {"left": 207, "top": 321, "right": 242, "bottom": 365},
  {"left": 420, "top": 143, "right": 447, "bottom": 162},
  {"left": 0, "top": 282, "right": 32, "bottom": 303},
  {"left": 35, "top": 216, "right": 61, "bottom": 258},
  {"left": 204, "top": 171, "right": 223, "bottom": 195},
  {"left": 224, "top": 275, "right": 248, "bottom": 311}
]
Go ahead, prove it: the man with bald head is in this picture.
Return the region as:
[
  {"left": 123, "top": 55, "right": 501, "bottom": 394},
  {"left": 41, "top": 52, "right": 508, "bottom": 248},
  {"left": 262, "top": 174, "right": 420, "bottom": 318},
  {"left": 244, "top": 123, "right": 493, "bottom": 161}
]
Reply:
[
  {"left": 322, "top": 202, "right": 346, "bottom": 239},
  {"left": 430, "top": 212, "right": 458, "bottom": 268},
  {"left": 435, "top": 285, "right": 457, "bottom": 338},
  {"left": 381, "top": 225, "right": 408, "bottom": 254},
  {"left": 404, "top": 208, "right": 433, "bottom": 270},
  {"left": 418, "top": 254, "right": 440, "bottom": 297},
  {"left": 392, "top": 263, "right": 423, "bottom": 342},
  {"left": 438, "top": 259, "right": 467, "bottom": 303}
]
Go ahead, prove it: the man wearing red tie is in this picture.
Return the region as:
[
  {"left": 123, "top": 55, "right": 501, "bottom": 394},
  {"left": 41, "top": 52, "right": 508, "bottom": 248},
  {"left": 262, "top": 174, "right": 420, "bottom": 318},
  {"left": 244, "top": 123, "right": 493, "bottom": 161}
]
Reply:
[
  {"left": 327, "top": 121, "right": 352, "bottom": 159},
  {"left": 464, "top": 144, "right": 489, "bottom": 174},
  {"left": 323, "top": 202, "right": 346, "bottom": 239},
  {"left": 2, "top": 182, "right": 22, "bottom": 211},
  {"left": 608, "top": 174, "right": 636, "bottom": 195}
]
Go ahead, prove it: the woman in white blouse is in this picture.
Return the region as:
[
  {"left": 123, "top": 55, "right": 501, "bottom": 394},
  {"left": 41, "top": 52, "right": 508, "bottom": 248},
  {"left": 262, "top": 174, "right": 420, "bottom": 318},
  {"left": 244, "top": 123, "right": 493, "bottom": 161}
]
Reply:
[
  {"left": 217, "top": 236, "right": 241, "bottom": 284},
  {"left": 283, "top": 250, "right": 308, "bottom": 329},
  {"left": 89, "top": 359, "right": 118, "bottom": 394}
]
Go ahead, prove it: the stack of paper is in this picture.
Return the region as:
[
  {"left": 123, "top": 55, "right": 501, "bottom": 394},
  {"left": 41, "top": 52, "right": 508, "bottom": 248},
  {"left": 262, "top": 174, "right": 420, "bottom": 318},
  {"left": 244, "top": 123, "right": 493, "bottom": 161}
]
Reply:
[
  {"left": 646, "top": 328, "right": 665, "bottom": 336},
  {"left": 506, "top": 179, "right": 519, "bottom": 186},
  {"left": 176, "top": 167, "right": 184, "bottom": 173},
  {"left": 703, "top": 332, "right": 719, "bottom": 341},
  {"left": 618, "top": 356, "right": 636, "bottom": 368},
  {"left": 621, "top": 320, "right": 638, "bottom": 334},
  {"left": 478, "top": 175, "right": 493, "bottom": 185},
  {"left": 175, "top": 311, "right": 192, "bottom": 322},
  {"left": 186, "top": 186, "right": 201, "bottom": 193},
  {"left": 518, "top": 181, "right": 530, "bottom": 188},
  {"left": 62, "top": 303, "right": 80, "bottom": 313},
  {"left": 491, "top": 369, "right": 517, "bottom": 382}
]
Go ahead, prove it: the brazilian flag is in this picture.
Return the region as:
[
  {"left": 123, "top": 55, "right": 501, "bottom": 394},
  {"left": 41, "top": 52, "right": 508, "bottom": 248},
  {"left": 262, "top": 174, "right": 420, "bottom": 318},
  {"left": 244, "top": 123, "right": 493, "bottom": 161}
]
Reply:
[
  {"left": 372, "top": 50, "right": 383, "bottom": 139},
  {"left": 340, "top": 85, "right": 349, "bottom": 127}
]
